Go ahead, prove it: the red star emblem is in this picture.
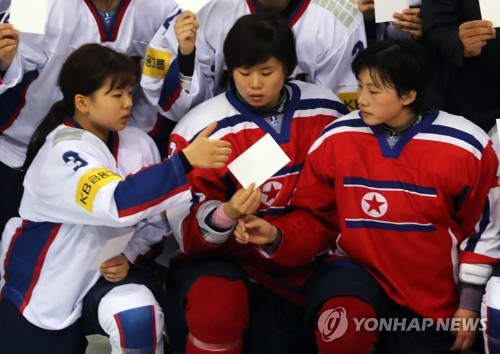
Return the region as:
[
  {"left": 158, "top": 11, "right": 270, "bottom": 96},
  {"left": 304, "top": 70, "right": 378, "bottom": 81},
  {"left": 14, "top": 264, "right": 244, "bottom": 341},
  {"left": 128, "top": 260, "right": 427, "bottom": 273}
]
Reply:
[
  {"left": 264, "top": 183, "right": 280, "bottom": 201},
  {"left": 364, "top": 194, "right": 385, "bottom": 214}
]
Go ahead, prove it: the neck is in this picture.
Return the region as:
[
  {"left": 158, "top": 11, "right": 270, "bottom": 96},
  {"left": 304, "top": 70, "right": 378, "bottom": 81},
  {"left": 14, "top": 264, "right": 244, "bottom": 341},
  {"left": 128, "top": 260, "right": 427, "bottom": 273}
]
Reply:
[
  {"left": 257, "top": 0, "right": 290, "bottom": 12},
  {"left": 384, "top": 111, "right": 421, "bottom": 133},
  {"left": 92, "top": 0, "right": 120, "bottom": 12},
  {"left": 73, "top": 114, "right": 108, "bottom": 144}
]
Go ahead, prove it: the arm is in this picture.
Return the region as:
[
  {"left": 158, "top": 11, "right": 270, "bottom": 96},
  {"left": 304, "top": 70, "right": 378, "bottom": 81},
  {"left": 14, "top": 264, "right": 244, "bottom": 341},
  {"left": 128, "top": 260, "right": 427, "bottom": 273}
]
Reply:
[
  {"left": 26, "top": 124, "right": 230, "bottom": 227},
  {"left": 235, "top": 129, "right": 339, "bottom": 267},
  {"left": 453, "top": 142, "right": 500, "bottom": 350}
]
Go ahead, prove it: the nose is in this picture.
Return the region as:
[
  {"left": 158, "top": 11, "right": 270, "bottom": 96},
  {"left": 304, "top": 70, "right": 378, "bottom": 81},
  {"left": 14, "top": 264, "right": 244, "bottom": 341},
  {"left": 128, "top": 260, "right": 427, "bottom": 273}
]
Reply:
[
  {"left": 357, "top": 89, "right": 368, "bottom": 107},
  {"left": 124, "top": 93, "right": 133, "bottom": 108},
  {"left": 250, "top": 73, "right": 262, "bottom": 89}
]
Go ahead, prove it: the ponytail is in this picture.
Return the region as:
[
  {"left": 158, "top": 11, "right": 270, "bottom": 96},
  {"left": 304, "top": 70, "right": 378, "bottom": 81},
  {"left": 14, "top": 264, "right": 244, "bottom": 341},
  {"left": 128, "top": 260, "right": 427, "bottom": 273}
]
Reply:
[{"left": 19, "top": 100, "right": 70, "bottom": 175}]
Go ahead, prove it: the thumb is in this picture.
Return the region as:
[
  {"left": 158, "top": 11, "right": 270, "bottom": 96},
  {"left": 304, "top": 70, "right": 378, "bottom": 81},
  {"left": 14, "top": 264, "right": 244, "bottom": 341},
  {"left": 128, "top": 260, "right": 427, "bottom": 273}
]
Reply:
[{"left": 198, "top": 121, "right": 217, "bottom": 138}]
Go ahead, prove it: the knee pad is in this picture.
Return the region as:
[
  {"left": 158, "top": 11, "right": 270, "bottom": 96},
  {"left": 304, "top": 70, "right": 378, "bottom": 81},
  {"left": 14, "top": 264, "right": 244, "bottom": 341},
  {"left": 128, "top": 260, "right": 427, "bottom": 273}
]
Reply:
[
  {"left": 98, "top": 284, "right": 164, "bottom": 354},
  {"left": 185, "top": 276, "right": 249, "bottom": 346},
  {"left": 315, "top": 296, "right": 378, "bottom": 354}
]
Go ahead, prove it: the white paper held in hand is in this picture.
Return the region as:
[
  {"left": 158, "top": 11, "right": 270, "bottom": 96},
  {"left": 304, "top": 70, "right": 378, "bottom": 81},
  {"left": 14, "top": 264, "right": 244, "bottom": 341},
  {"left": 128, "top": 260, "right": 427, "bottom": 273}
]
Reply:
[
  {"left": 10, "top": 0, "right": 47, "bottom": 34},
  {"left": 227, "top": 133, "right": 290, "bottom": 189},
  {"left": 374, "top": 0, "right": 410, "bottom": 23},
  {"left": 479, "top": 0, "right": 500, "bottom": 28},
  {"left": 89, "top": 231, "right": 134, "bottom": 270}
]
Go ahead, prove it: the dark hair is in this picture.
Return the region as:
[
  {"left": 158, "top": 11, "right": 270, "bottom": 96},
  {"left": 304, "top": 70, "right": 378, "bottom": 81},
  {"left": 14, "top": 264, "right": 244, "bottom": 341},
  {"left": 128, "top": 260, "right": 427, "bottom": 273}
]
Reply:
[
  {"left": 351, "top": 40, "right": 432, "bottom": 116},
  {"left": 223, "top": 12, "right": 297, "bottom": 77},
  {"left": 20, "top": 43, "right": 139, "bottom": 174}
]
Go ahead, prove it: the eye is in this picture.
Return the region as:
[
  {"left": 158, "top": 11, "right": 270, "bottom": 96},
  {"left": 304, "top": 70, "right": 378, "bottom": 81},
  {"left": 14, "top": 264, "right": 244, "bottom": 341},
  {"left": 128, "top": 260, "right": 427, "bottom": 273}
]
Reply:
[
  {"left": 262, "top": 71, "right": 273, "bottom": 77},
  {"left": 237, "top": 70, "right": 250, "bottom": 77}
]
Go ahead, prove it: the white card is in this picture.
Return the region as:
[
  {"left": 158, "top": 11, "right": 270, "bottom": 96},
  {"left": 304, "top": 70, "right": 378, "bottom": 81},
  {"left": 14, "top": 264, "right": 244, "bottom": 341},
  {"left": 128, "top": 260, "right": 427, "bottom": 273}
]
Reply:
[
  {"left": 479, "top": 0, "right": 500, "bottom": 28},
  {"left": 10, "top": 0, "right": 47, "bottom": 34},
  {"left": 88, "top": 231, "right": 134, "bottom": 270},
  {"left": 374, "top": 0, "right": 410, "bottom": 23},
  {"left": 228, "top": 133, "right": 290, "bottom": 189},
  {"left": 176, "top": 0, "right": 208, "bottom": 13}
]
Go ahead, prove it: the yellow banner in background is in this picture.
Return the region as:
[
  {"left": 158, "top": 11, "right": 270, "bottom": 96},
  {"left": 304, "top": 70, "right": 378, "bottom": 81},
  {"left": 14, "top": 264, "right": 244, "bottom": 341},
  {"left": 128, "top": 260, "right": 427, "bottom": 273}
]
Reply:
[{"left": 337, "top": 91, "right": 359, "bottom": 112}]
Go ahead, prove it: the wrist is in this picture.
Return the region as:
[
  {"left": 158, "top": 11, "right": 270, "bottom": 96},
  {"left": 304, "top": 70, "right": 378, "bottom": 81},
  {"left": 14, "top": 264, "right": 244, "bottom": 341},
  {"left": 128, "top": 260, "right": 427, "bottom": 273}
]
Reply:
[{"left": 222, "top": 202, "right": 240, "bottom": 219}]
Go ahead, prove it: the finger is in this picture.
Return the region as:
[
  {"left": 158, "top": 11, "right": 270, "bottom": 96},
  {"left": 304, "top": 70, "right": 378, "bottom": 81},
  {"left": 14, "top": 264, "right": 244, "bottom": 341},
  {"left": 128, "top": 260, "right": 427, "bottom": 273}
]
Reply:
[
  {"left": 198, "top": 121, "right": 217, "bottom": 138},
  {"left": 460, "top": 20, "right": 493, "bottom": 30},
  {"left": 450, "top": 335, "right": 464, "bottom": 351}
]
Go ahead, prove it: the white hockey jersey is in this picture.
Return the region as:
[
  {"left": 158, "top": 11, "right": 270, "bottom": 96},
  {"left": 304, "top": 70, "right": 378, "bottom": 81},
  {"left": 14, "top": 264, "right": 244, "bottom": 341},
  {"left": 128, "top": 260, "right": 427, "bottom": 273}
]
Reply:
[
  {"left": 0, "top": 120, "right": 191, "bottom": 330},
  {"left": 0, "top": 0, "right": 181, "bottom": 168},
  {"left": 141, "top": 0, "right": 366, "bottom": 121}
]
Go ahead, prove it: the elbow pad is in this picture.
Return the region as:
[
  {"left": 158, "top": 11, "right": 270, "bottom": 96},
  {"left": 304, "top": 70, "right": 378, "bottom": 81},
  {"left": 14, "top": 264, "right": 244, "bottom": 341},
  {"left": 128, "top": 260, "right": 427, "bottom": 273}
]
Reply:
[{"left": 459, "top": 263, "right": 493, "bottom": 285}]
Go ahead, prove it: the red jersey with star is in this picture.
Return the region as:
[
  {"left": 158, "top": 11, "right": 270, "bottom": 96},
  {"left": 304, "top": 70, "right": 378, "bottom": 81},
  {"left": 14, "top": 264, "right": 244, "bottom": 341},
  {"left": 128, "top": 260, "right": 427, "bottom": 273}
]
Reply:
[
  {"left": 167, "top": 81, "right": 346, "bottom": 304},
  {"left": 271, "top": 109, "right": 499, "bottom": 318}
]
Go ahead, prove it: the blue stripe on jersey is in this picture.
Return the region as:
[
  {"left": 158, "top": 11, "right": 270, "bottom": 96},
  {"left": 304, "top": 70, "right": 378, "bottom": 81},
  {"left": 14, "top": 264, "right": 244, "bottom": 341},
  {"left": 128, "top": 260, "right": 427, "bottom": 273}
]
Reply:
[
  {"left": 257, "top": 207, "right": 287, "bottom": 218},
  {"left": 114, "top": 305, "right": 156, "bottom": 350},
  {"left": 163, "top": 9, "right": 182, "bottom": 29},
  {"left": 0, "top": 70, "right": 39, "bottom": 132},
  {"left": 113, "top": 154, "right": 187, "bottom": 217},
  {"left": 1, "top": 221, "right": 60, "bottom": 309},
  {"left": 464, "top": 198, "right": 491, "bottom": 252},
  {"left": 452, "top": 185, "right": 470, "bottom": 212},
  {"left": 346, "top": 219, "right": 437, "bottom": 232},
  {"left": 321, "top": 117, "right": 366, "bottom": 137},
  {"left": 487, "top": 306, "right": 500, "bottom": 350},
  {"left": 276, "top": 163, "right": 303, "bottom": 177},
  {"left": 297, "top": 98, "right": 349, "bottom": 115},
  {"left": 426, "top": 125, "right": 485, "bottom": 153},
  {"left": 343, "top": 177, "right": 437, "bottom": 196},
  {"left": 159, "top": 58, "right": 181, "bottom": 111}
]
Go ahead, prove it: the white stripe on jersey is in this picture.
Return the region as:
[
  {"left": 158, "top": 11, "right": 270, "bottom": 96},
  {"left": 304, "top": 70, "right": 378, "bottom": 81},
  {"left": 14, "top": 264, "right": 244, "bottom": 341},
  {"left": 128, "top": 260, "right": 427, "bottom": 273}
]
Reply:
[
  {"left": 309, "top": 123, "right": 371, "bottom": 154},
  {"left": 414, "top": 133, "right": 484, "bottom": 161}
]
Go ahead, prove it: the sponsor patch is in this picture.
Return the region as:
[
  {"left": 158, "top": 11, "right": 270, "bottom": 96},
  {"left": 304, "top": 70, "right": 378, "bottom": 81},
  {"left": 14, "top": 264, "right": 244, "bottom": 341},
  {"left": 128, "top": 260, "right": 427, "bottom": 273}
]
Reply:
[
  {"left": 76, "top": 168, "right": 123, "bottom": 212},
  {"left": 143, "top": 47, "right": 172, "bottom": 78}
]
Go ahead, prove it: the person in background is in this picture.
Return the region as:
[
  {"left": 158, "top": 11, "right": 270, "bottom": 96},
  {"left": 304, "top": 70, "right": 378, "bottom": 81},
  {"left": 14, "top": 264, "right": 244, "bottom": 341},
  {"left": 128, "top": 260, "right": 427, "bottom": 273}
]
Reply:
[
  {"left": 422, "top": 0, "right": 500, "bottom": 134},
  {"left": 234, "top": 40, "right": 499, "bottom": 354},
  {"left": 0, "top": 43, "right": 231, "bottom": 354}
]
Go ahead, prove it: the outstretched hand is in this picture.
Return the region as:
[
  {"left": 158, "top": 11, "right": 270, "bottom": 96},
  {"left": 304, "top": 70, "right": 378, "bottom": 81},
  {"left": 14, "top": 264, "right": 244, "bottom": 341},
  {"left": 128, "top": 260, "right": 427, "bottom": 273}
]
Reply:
[
  {"left": 175, "top": 10, "right": 199, "bottom": 56},
  {"left": 100, "top": 254, "right": 130, "bottom": 283},
  {"left": 0, "top": 23, "right": 20, "bottom": 71},
  {"left": 183, "top": 122, "right": 232, "bottom": 168},
  {"left": 234, "top": 214, "right": 278, "bottom": 245}
]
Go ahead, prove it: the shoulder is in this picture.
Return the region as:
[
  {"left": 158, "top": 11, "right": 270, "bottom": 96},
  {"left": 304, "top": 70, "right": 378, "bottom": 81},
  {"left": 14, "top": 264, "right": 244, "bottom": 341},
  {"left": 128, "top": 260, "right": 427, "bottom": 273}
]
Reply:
[
  {"left": 289, "top": 81, "right": 348, "bottom": 114},
  {"left": 422, "top": 110, "right": 492, "bottom": 158},
  {"left": 172, "top": 93, "right": 235, "bottom": 141}
]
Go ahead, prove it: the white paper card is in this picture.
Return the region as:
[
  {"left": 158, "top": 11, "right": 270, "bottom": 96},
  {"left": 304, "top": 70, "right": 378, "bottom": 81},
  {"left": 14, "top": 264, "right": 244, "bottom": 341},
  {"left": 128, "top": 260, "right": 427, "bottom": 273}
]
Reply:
[
  {"left": 10, "top": 0, "right": 47, "bottom": 34},
  {"left": 479, "top": 0, "right": 500, "bottom": 28},
  {"left": 228, "top": 133, "right": 290, "bottom": 189},
  {"left": 374, "top": 0, "right": 410, "bottom": 23},
  {"left": 89, "top": 231, "right": 134, "bottom": 270},
  {"left": 176, "top": 0, "right": 208, "bottom": 13}
]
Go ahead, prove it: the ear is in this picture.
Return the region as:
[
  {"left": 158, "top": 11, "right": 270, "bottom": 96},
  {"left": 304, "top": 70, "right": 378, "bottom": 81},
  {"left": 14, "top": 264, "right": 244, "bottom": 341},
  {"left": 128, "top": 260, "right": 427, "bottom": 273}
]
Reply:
[
  {"left": 74, "top": 94, "right": 90, "bottom": 114},
  {"left": 401, "top": 90, "right": 417, "bottom": 106}
]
